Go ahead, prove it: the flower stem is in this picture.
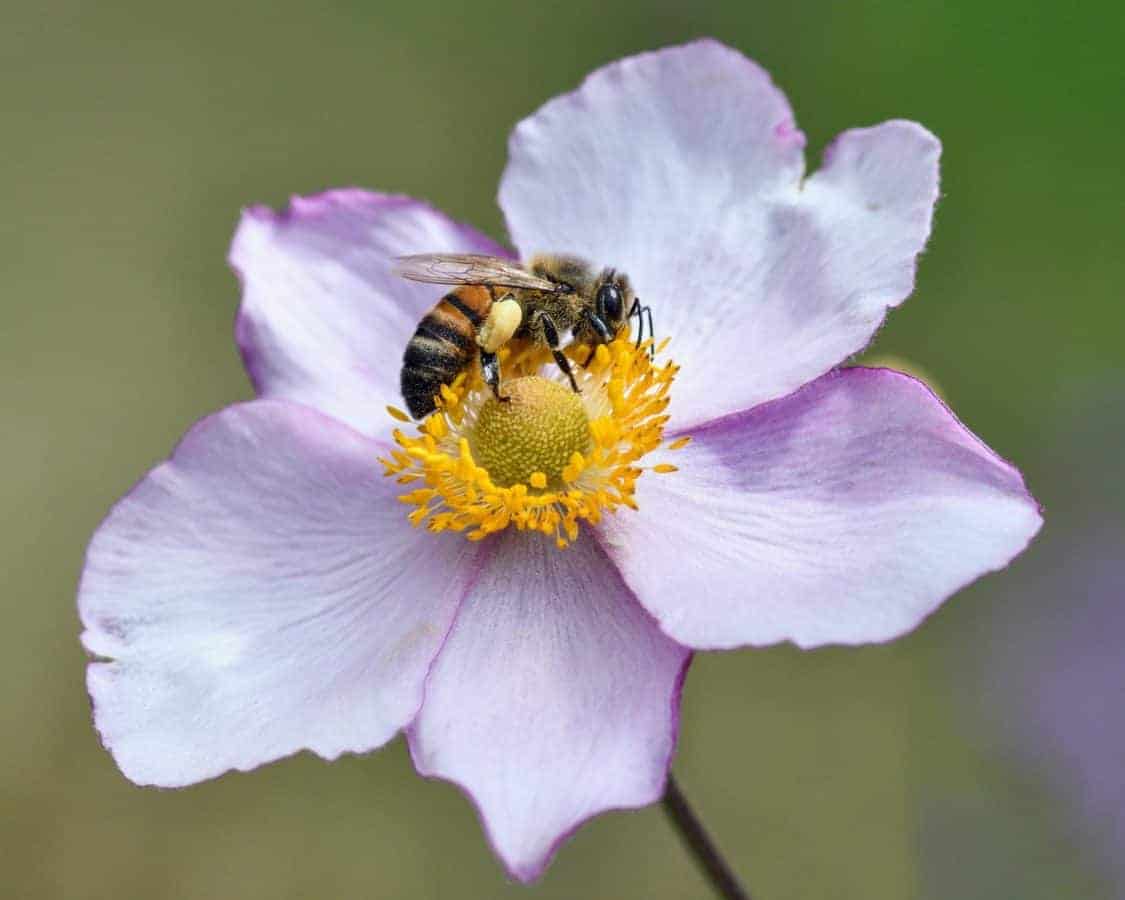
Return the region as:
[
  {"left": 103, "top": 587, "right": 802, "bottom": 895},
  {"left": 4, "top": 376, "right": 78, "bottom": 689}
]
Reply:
[{"left": 661, "top": 772, "right": 751, "bottom": 900}]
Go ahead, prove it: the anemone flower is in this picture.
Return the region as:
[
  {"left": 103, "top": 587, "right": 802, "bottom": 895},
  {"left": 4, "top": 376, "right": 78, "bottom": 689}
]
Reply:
[{"left": 78, "top": 40, "right": 1042, "bottom": 883}]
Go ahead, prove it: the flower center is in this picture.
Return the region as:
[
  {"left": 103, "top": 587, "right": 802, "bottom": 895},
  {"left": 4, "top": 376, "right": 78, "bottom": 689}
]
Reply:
[
  {"left": 380, "top": 336, "right": 687, "bottom": 548},
  {"left": 471, "top": 377, "right": 591, "bottom": 489}
]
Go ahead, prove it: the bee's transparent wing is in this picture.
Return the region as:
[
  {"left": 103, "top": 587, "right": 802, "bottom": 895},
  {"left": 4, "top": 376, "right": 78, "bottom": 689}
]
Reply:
[{"left": 394, "top": 253, "right": 558, "bottom": 291}]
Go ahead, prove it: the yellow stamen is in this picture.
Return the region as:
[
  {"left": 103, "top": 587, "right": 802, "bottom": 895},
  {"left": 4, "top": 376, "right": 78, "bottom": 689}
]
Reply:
[{"left": 378, "top": 335, "right": 685, "bottom": 547}]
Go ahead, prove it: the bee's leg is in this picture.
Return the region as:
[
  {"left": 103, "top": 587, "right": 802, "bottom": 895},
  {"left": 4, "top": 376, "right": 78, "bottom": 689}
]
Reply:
[
  {"left": 577, "top": 309, "right": 611, "bottom": 369},
  {"left": 586, "top": 312, "right": 612, "bottom": 344},
  {"left": 628, "top": 298, "right": 643, "bottom": 346},
  {"left": 480, "top": 350, "right": 508, "bottom": 403},
  {"left": 539, "top": 312, "right": 580, "bottom": 393},
  {"left": 629, "top": 298, "right": 655, "bottom": 357},
  {"left": 552, "top": 350, "right": 580, "bottom": 393}
]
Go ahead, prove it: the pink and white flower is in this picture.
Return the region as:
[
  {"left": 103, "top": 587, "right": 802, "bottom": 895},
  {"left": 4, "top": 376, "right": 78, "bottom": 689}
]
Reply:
[{"left": 78, "top": 40, "right": 1042, "bottom": 882}]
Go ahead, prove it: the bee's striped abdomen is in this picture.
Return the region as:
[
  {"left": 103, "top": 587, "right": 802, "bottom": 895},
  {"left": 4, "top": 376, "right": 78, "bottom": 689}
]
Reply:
[{"left": 400, "top": 285, "right": 494, "bottom": 419}]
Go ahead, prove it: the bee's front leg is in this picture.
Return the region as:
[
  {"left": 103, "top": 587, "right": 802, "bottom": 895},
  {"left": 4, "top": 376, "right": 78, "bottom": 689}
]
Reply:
[
  {"left": 537, "top": 311, "right": 579, "bottom": 393},
  {"left": 480, "top": 350, "right": 508, "bottom": 403},
  {"left": 628, "top": 298, "right": 656, "bottom": 357}
]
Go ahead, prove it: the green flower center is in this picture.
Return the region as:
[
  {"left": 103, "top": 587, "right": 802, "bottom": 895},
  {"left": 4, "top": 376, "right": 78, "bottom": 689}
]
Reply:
[{"left": 470, "top": 376, "right": 592, "bottom": 490}]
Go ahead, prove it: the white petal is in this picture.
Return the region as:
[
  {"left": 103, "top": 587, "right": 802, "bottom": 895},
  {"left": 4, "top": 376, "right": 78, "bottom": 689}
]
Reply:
[
  {"left": 79, "top": 400, "right": 480, "bottom": 786},
  {"left": 231, "top": 190, "right": 509, "bottom": 437},
  {"left": 598, "top": 368, "right": 1042, "bottom": 649},
  {"left": 499, "top": 40, "right": 940, "bottom": 428},
  {"left": 408, "top": 530, "right": 690, "bottom": 881}
]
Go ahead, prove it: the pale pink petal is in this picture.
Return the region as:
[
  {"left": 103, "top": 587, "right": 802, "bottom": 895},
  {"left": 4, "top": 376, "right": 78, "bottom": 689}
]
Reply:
[
  {"left": 79, "top": 400, "right": 481, "bottom": 787},
  {"left": 597, "top": 368, "right": 1042, "bottom": 649},
  {"left": 499, "top": 40, "right": 940, "bottom": 429},
  {"left": 407, "top": 530, "right": 690, "bottom": 882},
  {"left": 231, "top": 190, "right": 509, "bottom": 437}
]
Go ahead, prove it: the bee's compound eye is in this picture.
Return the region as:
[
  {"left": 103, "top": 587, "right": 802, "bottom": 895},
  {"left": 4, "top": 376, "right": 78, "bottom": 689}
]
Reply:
[{"left": 596, "top": 283, "right": 623, "bottom": 323}]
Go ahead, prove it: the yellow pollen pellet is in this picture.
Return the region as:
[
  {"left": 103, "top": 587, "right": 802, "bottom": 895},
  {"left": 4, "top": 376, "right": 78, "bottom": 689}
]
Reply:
[{"left": 653, "top": 463, "right": 679, "bottom": 474}]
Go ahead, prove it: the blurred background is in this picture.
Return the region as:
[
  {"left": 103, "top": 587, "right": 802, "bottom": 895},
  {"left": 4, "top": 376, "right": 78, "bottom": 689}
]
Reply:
[{"left": 3, "top": 1, "right": 1122, "bottom": 897}]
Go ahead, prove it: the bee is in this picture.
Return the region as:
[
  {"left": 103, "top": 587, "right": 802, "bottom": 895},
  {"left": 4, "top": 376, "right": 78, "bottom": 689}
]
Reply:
[{"left": 395, "top": 253, "right": 653, "bottom": 419}]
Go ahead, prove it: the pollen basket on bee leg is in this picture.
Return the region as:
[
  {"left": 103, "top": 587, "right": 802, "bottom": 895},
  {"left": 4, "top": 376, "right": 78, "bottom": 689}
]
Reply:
[{"left": 477, "top": 297, "right": 524, "bottom": 353}]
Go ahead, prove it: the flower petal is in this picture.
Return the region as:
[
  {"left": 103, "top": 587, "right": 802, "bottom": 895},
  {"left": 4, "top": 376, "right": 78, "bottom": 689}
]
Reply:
[
  {"left": 79, "top": 400, "right": 481, "bottom": 787},
  {"left": 597, "top": 368, "right": 1042, "bottom": 649},
  {"left": 231, "top": 190, "right": 509, "bottom": 437},
  {"left": 499, "top": 40, "right": 940, "bottom": 429},
  {"left": 407, "top": 530, "right": 690, "bottom": 882}
]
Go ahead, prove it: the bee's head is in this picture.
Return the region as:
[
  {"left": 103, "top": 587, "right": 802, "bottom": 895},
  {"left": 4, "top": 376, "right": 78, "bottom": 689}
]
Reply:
[
  {"left": 590, "top": 270, "right": 633, "bottom": 344},
  {"left": 530, "top": 255, "right": 635, "bottom": 346}
]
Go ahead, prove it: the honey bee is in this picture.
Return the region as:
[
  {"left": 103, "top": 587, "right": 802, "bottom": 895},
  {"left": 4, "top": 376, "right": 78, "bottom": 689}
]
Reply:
[{"left": 395, "top": 253, "right": 653, "bottom": 419}]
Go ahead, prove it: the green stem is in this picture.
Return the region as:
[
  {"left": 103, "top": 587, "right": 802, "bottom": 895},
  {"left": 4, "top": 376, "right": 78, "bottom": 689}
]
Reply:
[{"left": 661, "top": 772, "right": 752, "bottom": 900}]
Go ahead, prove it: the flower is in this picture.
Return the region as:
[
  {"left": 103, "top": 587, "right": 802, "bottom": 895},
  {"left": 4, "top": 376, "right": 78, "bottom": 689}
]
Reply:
[{"left": 78, "top": 40, "right": 1042, "bottom": 882}]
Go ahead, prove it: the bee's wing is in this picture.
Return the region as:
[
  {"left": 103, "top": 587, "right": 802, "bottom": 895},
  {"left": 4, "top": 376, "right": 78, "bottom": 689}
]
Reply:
[{"left": 394, "top": 253, "right": 559, "bottom": 291}]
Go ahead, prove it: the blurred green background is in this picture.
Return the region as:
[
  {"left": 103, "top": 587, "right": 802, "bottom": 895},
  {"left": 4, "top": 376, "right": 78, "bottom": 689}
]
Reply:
[{"left": 3, "top": 1, "right": 1122, "bottom": 897}]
